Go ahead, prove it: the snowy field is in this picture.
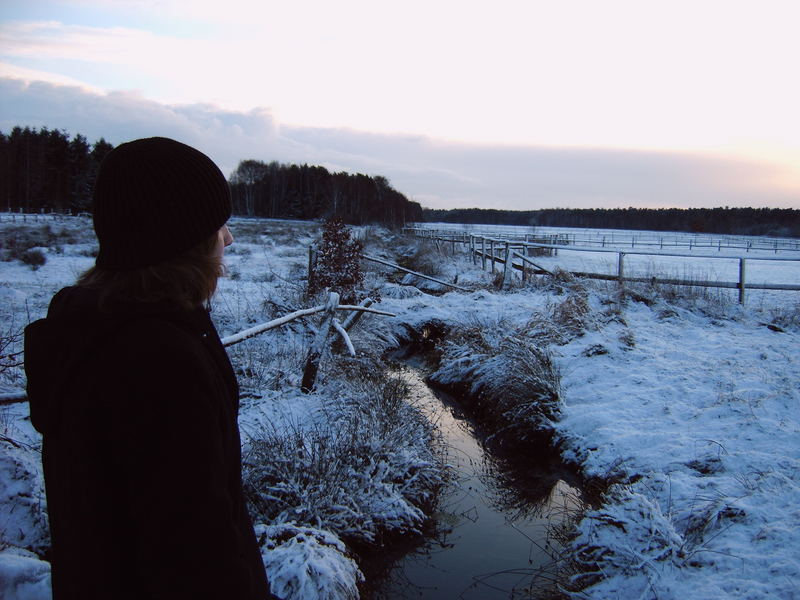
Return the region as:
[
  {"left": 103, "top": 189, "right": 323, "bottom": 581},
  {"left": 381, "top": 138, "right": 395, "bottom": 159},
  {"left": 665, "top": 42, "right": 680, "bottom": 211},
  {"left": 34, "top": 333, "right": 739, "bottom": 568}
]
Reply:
[
  {"left": 2, "top": 215, "right": 799, "bottom": 599},
  {"left": 414, "top": 221, "right": 800, "bottom": 306},
  {"left": 414, "top": 221, "right": 800, "bottom": 254}
]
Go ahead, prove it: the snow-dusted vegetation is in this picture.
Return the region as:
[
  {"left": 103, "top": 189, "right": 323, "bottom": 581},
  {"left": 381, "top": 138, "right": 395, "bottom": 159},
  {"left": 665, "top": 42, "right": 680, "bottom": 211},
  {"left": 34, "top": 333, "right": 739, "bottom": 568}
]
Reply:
[{"left": 1, "top": 214, "right": 799, "bottom": 599}]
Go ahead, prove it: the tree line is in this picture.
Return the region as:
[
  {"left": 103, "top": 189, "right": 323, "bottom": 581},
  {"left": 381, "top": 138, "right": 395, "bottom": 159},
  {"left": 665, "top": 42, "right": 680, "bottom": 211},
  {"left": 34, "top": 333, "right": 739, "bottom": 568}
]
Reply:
[
  {"left": 423, "top": 207, "right": 800, "bottom": 238},
  {"left": 0, "top": 127, "right": 423, "bottom": 228},
  {"left": 228, "top": 159, "right": 422, "bottom": 227},
  {"left": 0, "top": 126, "right": 114, "bottom": 215}
]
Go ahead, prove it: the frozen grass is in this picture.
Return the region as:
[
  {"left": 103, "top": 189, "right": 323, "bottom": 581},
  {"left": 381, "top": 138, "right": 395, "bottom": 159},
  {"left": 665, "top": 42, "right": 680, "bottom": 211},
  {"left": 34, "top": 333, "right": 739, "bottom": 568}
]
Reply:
[
  {"left": 426, "top": 309, "right": 563, "bottom": 452},
  {"left": 243, "top": 373, "right": 440, "bottom": 545}
]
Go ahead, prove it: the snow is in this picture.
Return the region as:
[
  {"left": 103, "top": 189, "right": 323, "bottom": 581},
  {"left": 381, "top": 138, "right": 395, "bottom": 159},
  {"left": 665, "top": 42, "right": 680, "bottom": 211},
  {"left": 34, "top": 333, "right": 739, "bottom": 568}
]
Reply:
[
  {"left": 255, "top": 523, "right": 363, "bottom": 600},
  {"left": 552, "top": 299, "right": 800, "bottom": 599},
  {"left": 2, "top": 214, "right": 799, "bottom": 599},
  {"left": 0, "top": 549, "right": 51, "bottom": 600}
]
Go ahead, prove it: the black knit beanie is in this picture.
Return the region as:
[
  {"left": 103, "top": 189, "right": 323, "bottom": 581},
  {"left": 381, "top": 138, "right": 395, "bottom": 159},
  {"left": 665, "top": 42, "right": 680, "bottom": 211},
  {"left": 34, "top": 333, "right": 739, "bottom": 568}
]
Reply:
[{"left": 92, "top": 137, "right": 231, "bottom": 270}]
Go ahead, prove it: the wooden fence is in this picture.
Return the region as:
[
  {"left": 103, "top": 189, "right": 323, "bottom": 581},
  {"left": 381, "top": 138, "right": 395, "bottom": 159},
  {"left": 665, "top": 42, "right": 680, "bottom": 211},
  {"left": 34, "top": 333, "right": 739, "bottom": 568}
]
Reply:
[
  {"left": 402, "top": 229, "right": 800, "bottom": 305},
  {"left": 403, "top": 226, "right": 800, "bottom": 254}
]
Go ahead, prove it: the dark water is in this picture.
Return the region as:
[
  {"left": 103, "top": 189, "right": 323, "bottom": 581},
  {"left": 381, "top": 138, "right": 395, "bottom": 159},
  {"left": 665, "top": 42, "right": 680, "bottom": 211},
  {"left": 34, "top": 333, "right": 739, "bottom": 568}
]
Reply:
[{"left": 367, "top": 365, "right": 582, "bottom": 599}]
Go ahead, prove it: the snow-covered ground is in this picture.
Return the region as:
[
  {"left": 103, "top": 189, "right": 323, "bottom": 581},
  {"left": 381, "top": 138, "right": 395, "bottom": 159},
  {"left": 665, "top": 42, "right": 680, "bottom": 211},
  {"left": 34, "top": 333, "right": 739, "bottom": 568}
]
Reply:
[{"left": 2, "top": 215, "right": 798, "bottom": 599}]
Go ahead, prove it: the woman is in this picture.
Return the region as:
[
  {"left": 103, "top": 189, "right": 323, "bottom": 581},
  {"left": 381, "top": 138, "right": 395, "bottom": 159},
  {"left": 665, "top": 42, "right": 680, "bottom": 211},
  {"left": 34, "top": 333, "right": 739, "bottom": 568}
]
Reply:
[{"left": 24, "top": 137, "right": 276, "bottom": 599}]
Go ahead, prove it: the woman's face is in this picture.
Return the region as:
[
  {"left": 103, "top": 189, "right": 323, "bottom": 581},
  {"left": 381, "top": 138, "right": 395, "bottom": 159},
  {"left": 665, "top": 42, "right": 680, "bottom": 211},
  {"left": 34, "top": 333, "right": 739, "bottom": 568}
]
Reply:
[{"left": 213, "top": 224, "right": 234, "bottom": 260}]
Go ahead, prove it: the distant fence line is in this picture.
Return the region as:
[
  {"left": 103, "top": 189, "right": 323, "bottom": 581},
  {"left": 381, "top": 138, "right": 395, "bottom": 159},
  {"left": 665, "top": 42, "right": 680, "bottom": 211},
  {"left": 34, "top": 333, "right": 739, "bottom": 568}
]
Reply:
[
  {"left": 401, "top": 228, "right": 800, "bottom": 305},
  {"left": 405, "top": 225, "right": 800, "bottom": 254}
]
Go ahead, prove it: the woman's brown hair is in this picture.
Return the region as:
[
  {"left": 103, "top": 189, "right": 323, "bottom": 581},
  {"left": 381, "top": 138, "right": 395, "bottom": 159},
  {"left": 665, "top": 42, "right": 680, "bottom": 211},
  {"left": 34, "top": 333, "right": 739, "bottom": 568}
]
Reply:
[{"left": 77, "top": 231, "right": 222, "bottom": 310}]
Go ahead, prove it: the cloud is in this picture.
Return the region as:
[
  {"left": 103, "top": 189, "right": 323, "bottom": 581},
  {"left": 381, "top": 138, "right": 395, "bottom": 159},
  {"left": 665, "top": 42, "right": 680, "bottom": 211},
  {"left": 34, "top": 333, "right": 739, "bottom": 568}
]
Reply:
[{"left": 1, "top": 76, "right": 797, "bottom": 210}]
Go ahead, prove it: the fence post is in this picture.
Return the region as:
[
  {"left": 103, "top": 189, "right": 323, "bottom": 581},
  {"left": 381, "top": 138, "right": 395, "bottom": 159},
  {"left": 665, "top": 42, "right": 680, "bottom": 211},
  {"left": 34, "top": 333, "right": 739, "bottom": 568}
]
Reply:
[
  {"left": 481, "top": 237, "right": 486, "bottom": 270},
  {"left": 307, "top": 245, "right": 316, "bottom": 298},
  {"left": 501, "top": 243, "right": 511, "bottom": 289},
  {"left": 490, "top": 240, "right": 495, "bottom": 273},
  {"left": 738, "top": 258, "right": 746, "bottom": 305},
  {"left": 301, "top": 291, "right": 339, "bottom": 393},
  {"left": 618, "top": 252, "right": 625, "bottom": 286},
  {"left": 471, "top": 236, "right": 476, "bottom": 265}
]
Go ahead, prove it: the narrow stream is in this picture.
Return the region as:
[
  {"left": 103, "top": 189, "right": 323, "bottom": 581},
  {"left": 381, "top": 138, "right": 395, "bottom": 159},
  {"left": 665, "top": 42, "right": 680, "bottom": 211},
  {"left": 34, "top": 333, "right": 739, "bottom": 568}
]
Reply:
[{"left": 366, "top": 362, "right": 584, "bottom": 599}]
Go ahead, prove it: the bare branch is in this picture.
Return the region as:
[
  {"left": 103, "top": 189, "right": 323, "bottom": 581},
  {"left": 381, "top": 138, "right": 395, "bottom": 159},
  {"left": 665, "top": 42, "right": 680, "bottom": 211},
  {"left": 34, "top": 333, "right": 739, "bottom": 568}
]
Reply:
[
  {"left": 332, "top": 318, "right": 356, "bottom": 357},
  {"left": 222, "top": 303, "right": 395, "bottom": 347}
]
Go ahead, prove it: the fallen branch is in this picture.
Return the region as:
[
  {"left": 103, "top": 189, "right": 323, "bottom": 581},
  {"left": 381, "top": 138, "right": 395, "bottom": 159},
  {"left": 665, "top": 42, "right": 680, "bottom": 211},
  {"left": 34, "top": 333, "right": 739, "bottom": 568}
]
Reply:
[
  {"left": 221, "top": 303, "right": 395, "bottom": 347},
  {"left": 361, "top": 254, "right": 470, "bottom": 292},
  {"left": 332, "top": 318, "right": 355, "bottom": 357}
]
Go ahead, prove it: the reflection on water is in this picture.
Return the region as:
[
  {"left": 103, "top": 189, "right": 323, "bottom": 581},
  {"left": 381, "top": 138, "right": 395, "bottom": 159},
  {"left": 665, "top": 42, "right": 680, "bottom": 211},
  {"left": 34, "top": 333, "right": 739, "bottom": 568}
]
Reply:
[{"left": 369, "top": 365, "right": 583, "bottom": 599}]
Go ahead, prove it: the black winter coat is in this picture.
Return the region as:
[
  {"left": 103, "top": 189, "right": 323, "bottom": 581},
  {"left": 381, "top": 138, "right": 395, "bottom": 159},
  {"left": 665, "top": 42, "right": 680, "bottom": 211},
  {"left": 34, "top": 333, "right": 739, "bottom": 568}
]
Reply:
[{"left": 24, "top": 286, "right": 273, "bottom": 600}]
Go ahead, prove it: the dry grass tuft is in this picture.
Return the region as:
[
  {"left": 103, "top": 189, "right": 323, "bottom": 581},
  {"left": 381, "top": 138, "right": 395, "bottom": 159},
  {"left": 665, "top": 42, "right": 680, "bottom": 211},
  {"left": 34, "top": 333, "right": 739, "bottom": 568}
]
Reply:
[{"left": 242, "top": 371, "right": 441, "bottom": 548}]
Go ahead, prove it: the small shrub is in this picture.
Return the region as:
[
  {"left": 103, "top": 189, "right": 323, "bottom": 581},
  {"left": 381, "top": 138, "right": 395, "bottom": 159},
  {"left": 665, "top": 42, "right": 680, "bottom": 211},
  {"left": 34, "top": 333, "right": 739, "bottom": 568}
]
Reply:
[
  {"left": 20, "top": 248, "right": 46, "bottom": 270},
  {"left": 310, "top": 217, "right": 364, "bottom": 303},
  {"left": 0, "top": 323, "right": 24, "bottom": 375}
]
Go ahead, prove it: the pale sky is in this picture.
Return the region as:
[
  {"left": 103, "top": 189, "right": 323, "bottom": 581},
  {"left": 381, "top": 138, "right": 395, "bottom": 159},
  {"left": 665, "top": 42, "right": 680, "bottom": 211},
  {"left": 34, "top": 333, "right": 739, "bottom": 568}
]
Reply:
[{"left": 1, "top": 0, "right": 799, "bottom": 210}]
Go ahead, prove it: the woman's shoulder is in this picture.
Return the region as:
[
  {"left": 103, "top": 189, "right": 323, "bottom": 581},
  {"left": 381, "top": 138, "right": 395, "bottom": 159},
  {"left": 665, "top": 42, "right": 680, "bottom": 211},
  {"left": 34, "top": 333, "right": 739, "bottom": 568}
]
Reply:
[{"left": 113, "top": 310, "right": 212, "bottom": 361}]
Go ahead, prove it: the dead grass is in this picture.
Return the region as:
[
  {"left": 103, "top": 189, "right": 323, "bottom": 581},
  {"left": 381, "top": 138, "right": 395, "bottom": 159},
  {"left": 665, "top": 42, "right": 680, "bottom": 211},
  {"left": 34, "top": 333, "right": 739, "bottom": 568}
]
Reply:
[
  {"left": 242, "top": 369, "right": 442, "bottom": 548},
  {"left": 430, "top": 324, "right": 562, "bottom": 450},
  {"left": 397, "top": 240, "right": 444, "bottom": 277}
]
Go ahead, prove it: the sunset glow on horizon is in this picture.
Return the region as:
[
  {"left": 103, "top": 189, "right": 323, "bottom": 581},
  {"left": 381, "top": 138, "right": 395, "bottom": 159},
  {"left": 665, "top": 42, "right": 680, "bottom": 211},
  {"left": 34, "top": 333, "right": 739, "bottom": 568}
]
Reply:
[{"left": 1, "top": 0, "right": 799, "bottom": 209}]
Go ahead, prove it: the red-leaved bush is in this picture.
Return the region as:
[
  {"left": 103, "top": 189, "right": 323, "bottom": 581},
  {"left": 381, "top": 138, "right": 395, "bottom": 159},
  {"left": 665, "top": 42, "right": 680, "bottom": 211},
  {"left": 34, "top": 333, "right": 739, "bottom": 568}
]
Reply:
[{"left": 310, "top": 217, "right": 364, "bottom": 304}]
